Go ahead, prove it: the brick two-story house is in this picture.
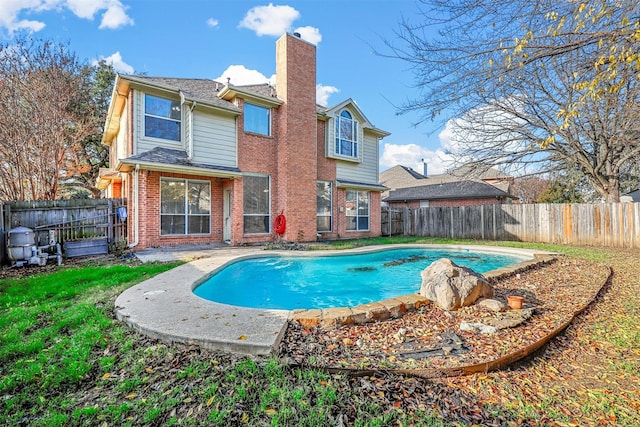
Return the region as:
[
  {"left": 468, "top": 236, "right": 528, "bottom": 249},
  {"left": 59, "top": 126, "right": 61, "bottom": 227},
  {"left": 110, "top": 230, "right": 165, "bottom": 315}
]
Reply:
[{"left": 98, "top": 33, "right": 389, "bottom": 249}]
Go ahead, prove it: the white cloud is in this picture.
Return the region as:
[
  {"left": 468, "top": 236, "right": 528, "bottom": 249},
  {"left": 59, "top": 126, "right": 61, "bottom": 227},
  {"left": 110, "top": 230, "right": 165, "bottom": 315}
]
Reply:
[
  {"left": 66, "top": 0, "right": 107, "bottom": 20},
  {"left": 215, "top": 66, "right": 337, "bottom": 105},
  {"left": 294, "top": 26, "right": 321, "bottom": 45},
  {"left": 0, "top": 0, "right": 133, "bottom": 34},
  {"left": 238, "top": 3, "right": 299, "bottom": 36},
  {"left": 380, "top": 143, "right": 454, "bottom": 175},
  {"left": 206, "top": 18, "right": 219, "bottom": 28},
  {"left": 0, "top": 0, "right": 48, "bottom": 33},
  {"left": 437, "top": 121, "right": 462, "bottom": 153},
  {"left": 99, "top": 1, "right": 134, "bottom": 29},
  {"left": 316, "top": 84, "right": 338, "bottom": 107},
  {"left": 214, "top": 65, "right": 275, "bottom": 86},
  {"left": 93, "top": 51, "right": 134, "bottom": 74}
]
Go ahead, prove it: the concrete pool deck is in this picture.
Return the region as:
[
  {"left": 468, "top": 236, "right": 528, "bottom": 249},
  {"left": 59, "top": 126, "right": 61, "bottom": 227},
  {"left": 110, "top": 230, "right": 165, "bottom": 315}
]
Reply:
[{"left": 115, "top": 244, "right": 555, "bottom": 355}]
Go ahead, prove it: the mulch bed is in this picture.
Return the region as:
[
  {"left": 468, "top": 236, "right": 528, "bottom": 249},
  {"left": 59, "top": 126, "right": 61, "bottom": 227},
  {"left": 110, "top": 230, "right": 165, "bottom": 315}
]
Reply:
[{"left": 278, "top": 258, "right": 611, "bottom": 375}]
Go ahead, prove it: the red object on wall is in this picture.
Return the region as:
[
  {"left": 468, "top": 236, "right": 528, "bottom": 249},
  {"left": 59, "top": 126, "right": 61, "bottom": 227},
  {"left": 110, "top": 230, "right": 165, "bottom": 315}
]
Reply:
[{"left": 274, "top": 213, "right": 286, "bottom": 235}]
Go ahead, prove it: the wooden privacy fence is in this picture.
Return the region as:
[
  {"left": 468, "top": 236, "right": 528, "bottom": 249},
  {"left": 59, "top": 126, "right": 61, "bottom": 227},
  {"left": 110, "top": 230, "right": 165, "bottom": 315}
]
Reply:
[
  {"left": 381, "top": 202, "right": 640, "bottom": 249},
  {"left": 1, "top": 198, "right": 128, "bottom": 263}
]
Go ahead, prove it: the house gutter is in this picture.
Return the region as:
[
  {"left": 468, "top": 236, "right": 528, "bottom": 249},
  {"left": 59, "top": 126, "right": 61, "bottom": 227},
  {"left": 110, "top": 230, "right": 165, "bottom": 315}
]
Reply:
[{"left": 128, "top": 164, "right": 140, "bottom": 249}]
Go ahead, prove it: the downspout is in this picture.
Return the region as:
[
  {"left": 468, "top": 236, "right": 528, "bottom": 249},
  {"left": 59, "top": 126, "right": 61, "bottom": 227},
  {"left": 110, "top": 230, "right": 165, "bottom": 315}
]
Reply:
[{"left": 128, "top": 164, "right": 140, "bottom": 249}]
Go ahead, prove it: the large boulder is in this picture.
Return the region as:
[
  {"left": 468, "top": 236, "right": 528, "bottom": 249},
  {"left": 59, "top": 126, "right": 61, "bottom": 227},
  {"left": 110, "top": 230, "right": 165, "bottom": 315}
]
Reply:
[{"left": 419, "top": 258, "right": 493, "bottom": 311}]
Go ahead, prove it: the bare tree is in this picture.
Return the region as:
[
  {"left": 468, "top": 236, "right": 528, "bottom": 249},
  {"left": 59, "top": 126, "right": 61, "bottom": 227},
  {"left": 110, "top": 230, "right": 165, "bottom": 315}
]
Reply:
[
  {"left": 0, "top": 37, "right": 101, "bottom": 201},
  {"left": 385, "top": 0, "right": 640, "bottom": 202},
  {"left": 511, "top": 177, "right": 550, "bottom": 203}
]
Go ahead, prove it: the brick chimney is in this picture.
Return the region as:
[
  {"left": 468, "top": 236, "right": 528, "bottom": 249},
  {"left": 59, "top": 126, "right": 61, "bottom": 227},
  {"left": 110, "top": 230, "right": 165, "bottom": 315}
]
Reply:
[{"left": 275, "top": 33, "right": 317, "bottom": 242}]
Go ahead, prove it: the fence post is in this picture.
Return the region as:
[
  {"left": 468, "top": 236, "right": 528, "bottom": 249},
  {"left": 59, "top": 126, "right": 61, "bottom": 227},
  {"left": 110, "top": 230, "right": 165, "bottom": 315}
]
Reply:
[{"left": 108, "top": 199, "right": 114, "bottom": 245}]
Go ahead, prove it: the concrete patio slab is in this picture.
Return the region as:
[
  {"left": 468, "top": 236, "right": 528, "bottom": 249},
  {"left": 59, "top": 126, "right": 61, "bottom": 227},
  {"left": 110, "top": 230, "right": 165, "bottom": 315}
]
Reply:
[{"left": 116, "top": 248, "right": 289, "bottom": 355}]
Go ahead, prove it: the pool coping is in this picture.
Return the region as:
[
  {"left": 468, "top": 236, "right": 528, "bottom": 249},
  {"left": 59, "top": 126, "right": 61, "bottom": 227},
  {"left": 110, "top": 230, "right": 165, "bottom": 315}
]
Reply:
[{"left": 115, "top": 244, "right": 556, "bottom": 355}]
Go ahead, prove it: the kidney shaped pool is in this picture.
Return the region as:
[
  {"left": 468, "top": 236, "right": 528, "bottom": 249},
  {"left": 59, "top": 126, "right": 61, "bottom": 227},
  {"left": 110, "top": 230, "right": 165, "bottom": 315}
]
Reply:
[{"left": 193, "top": 247, "right": 528, "bottom": 310}]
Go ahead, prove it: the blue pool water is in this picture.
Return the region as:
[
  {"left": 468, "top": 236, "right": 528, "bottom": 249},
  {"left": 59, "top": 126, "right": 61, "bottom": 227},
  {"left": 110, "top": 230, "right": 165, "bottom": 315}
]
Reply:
[{"left": 193, "top": 248, "right": 526, "bottom": 310}]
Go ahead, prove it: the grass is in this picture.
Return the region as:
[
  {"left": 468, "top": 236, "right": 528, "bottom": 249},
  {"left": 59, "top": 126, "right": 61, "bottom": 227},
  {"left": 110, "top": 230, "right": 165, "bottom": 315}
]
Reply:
[{"left": 1, "top": 239, "right": 639, "bottom": 426}]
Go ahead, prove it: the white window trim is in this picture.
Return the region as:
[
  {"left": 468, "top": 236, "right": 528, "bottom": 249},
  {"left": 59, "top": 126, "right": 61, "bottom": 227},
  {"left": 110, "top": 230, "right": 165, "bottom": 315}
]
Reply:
[
  {"left": 346, "top": 190, "right": 370, "bottom": 232},
  {"left": 317, "top": 181, "right": 333, "bottom": 233},
  {"left": 243, "top": 102, "right": 272, "bottom": 136},
  {"left": 243, "top": 174, "right": 271, "bottom": 235},
  {"left": 143, "top": 93, "right": 182, "bottom": 143},
  {"left": 160, "top": 178, "right": 211, "bottom": 236},
  {"left": 334, "top": 110, "right": 358, "bottom": 159}
]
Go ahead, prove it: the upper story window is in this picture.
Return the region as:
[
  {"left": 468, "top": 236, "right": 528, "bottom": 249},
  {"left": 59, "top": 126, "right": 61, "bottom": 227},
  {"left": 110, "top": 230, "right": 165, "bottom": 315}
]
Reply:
[
  {"left": 144, "top": 94, "right": 181, "bottom": 141},
  {"left": 244, "top": 103, "right": 271, "bottom": 136},
  {"left": 335, "top": 110, "right": 358, "bottom": 158}
]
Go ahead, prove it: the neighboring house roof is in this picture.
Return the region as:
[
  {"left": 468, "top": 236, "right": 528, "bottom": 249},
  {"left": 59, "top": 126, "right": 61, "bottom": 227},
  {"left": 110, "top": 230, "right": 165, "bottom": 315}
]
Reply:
[
  {"left": 381, "top": 164, "right": 511, "bottom": 189},
  {"left": 384, "top": 180, "right": 513, "bottom": 202},
  {"left": 380, "top": 163, "right": 513, "bottom": 199},
  {"left": 445, "top": 164, "right": 513, "bottom": 181},
  {"left": 379, "top": 165, "right": 429, "bottom": 191},
  {"left": 119, "top": 147, "right": 241, "bottom": 178},
  {"left": 621, "top": 189, "right": 640, "bottom": 202}
]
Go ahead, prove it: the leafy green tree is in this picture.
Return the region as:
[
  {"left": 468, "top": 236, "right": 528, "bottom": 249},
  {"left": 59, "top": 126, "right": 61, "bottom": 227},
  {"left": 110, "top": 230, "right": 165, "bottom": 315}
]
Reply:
[
  {"left": 386, "top": 0, "right": 640, "bottom": 202},
  {"left": 536, "top": 179, "right": 585, "bottom": 204},
  {"left": 60, "top": 60, "right": 115, "bottom": 199}
]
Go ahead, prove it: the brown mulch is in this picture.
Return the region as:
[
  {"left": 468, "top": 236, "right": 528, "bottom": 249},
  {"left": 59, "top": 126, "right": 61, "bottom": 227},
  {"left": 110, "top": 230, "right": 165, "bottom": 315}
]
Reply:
[{"left": 278, "top": 257, "right": 611, "bottom": 374}]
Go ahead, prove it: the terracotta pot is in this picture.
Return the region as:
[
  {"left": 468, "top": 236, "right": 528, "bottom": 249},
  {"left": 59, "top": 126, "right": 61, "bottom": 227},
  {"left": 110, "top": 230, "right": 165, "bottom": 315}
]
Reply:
[{"left": 507, "top": 295, "right": 524, "bottom": 310}]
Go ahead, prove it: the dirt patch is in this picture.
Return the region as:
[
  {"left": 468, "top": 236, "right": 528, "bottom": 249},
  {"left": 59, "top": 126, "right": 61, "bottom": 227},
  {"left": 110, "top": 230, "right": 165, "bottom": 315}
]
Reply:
[{"left": 0, "top": 253, "right": 141, "bottom": 280}]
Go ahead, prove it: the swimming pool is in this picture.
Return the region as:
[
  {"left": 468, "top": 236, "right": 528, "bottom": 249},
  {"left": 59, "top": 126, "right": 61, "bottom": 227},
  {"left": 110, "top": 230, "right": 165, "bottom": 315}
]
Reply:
[{"left": 193, "top": 247, "right": 528, "bottom": 310}]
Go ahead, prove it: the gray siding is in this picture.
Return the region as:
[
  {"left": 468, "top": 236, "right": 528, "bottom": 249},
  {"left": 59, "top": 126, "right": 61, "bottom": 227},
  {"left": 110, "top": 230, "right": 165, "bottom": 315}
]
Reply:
[
  {"left": 191, "top": 110, "right": 237, "bottom": 167},
  {"left": 133, "top": 89, "right": 183, "bottom": 154},
  {"left": 336, "top": 131, "right": 379, "bottom": 184},
  {"left": 115, "top": 105, "right": 128, "bottom": 162}
]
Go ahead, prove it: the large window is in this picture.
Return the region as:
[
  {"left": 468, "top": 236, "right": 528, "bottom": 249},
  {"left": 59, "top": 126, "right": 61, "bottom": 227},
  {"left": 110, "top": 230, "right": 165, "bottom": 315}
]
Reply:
[
  {"left": 316, "top": 181, "right": 332, "bottom": 232},
  {"left": 244, "top": 103, "right": 271, "bottom": 136},
  {"left": 243, "top": 175, "right": 270, "bottom": 234},
  {"left": 346, "top": 190, "right": 369, "bottom": 231},
  {"left": 160, "top": 179, "right": 210, "bottom": 235},
  {"left": 335, "top": 110, "right": 358, "bottom": 158},
  {"left": 144, "top": 94, "right": 181, "bottom": 141}
]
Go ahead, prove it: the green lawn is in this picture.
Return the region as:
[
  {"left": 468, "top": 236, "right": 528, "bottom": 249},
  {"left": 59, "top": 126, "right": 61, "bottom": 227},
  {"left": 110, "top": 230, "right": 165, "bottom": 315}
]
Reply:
[{"left": 1, "top": 239, "right": 638, "bottom": 426}]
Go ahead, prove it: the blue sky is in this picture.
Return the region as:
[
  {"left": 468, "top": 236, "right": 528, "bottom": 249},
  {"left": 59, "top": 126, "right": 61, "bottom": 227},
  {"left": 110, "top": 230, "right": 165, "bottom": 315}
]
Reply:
[{"left": 0, "top": 0, "right": 456, "bottom": 173}]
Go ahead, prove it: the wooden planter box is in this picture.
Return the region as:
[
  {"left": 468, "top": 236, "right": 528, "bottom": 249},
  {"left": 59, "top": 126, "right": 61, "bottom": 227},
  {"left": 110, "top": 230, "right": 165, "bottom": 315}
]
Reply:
[{"left": 65, "top": 238, "right": 108, "bottom": 258}]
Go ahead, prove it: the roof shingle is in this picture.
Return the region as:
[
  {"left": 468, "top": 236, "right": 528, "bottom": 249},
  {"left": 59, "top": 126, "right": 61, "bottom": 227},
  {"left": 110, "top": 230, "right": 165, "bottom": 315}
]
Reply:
[{"left": 384, "top": 180, "right": 512, "bottom": 202}]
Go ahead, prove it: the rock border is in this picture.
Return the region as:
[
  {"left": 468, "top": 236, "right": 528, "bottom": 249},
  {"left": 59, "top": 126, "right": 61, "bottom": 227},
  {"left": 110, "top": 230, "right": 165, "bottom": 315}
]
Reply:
[{"left": 289, "top": 254, "right": 557, "bottom": 329}]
